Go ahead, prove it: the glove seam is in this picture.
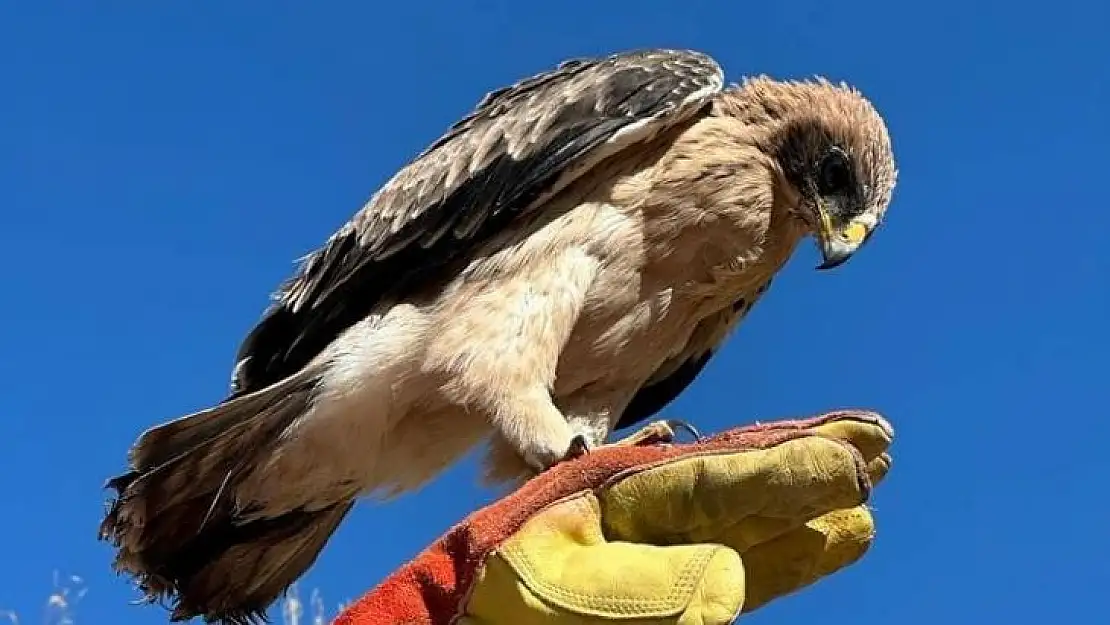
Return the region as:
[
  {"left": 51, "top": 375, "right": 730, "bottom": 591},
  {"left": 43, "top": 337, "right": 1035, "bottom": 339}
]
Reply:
[{"left": 500, "top": 502, "right": 718, "bottom": 616}]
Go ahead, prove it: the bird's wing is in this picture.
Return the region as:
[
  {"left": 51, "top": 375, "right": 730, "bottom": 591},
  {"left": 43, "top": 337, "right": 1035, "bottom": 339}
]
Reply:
[
  {"left": 615, "top": 298, "right": 748, "bottom": 431},
  {"left": 230, "top": 49, "right": 724, "bottom": 396}
]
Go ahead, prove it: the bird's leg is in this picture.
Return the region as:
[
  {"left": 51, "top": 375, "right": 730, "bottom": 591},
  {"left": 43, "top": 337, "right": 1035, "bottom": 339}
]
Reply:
[
  {"left": 487, "top": 386, "right": 587, "bottom": 474},
  {"left": 431, "top": 248, "right": 601, "bottom": 476}
]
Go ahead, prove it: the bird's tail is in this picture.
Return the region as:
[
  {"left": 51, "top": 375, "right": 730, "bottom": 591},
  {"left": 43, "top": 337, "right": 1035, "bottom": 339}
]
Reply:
[{"left": 98, "top": 367, "right": 352, "bottom": 624}]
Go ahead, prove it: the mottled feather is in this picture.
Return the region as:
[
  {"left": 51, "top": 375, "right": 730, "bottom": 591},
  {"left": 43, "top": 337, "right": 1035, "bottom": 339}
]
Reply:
[{"left": 232, "top": 49, "right": 724, "bottom": 396}]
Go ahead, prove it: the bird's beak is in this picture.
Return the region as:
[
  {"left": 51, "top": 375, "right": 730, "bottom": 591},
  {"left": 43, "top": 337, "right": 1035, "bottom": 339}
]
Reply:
[{"left": 814, "top": 202, "right": 873, "bottom": 271}]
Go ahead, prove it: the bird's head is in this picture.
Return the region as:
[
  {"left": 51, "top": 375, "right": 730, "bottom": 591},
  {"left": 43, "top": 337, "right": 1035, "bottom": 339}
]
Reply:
[{"left": 738, "top": 77, "right": 898, "bottom": 270}]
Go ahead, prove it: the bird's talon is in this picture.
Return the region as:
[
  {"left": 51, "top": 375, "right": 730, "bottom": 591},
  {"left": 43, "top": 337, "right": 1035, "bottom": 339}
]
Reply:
[
  {"left": 664, "top": 418, "right": 702, "bottom": 442},
  {"left": 564, "top": 434, "right": 590, "bottom": 460}
]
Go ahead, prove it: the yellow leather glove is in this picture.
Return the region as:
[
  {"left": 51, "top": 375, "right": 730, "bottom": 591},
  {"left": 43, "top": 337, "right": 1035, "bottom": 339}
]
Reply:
[{"left": 334, "top": 410, "right": 893, "bottom": 625}]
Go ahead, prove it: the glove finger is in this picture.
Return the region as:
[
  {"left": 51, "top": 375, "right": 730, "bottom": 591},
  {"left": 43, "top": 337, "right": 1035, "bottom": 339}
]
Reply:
[
  {"left": 866, "top": 452, "right": 892, "bottom": 486},
  {"left": 810, "top": 413, "right": 893, "bottom": 488},
  {"left": 806, "top": 413, "right": 894, "bottom": 471},
  {"left": 599, "top": 433, "right": 872, "bottom": 548},
  {"left": 737, "top": 504, "right": 876, "bottom": 614},
  {"left": 676, "top": 448, "right": 888, "bottom": 552}
]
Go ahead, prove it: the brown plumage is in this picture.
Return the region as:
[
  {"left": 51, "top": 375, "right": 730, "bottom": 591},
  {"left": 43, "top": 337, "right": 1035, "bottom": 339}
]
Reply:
[{"left": 99, "top": 48, "right": 897, "bottom": 623}]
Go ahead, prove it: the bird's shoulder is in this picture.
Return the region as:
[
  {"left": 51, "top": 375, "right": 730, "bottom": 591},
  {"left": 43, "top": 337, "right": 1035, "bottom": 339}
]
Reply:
[{"left": 230, "top": 49, "right": 726, "bottom": 397}]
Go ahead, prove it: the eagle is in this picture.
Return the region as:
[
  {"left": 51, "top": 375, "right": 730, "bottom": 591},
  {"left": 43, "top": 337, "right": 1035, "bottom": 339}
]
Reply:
[{"left": 99, "top": 48, "right": 897, "bottom": 624}]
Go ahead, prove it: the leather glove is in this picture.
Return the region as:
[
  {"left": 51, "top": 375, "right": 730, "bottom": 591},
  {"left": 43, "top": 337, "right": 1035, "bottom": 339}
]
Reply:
[{"left": 334, "top": 410, "right": 893, "bottom": 625}]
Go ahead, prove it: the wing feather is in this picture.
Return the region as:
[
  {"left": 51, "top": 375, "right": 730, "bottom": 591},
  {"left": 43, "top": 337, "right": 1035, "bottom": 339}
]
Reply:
[{"left": 230, "top": 49, "right": 724, "bottom": 396}]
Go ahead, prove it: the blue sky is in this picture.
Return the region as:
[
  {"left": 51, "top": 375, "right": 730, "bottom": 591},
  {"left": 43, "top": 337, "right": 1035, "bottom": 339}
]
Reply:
[{"left": 2, "top": 2, "right": 1108, "bottom": 623}]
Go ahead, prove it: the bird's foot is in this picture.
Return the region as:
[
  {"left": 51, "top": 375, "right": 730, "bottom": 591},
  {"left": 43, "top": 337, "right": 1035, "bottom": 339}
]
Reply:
[
  {"left": 610, "top": 419, "right": 702, "bottom": 449},
  {"left": 555, "top": 419, "right": 700, "bottom": 466}
]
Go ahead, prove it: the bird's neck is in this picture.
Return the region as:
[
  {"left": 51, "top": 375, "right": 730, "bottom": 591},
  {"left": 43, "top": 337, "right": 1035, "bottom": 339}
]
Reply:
[{"left": 643, "top": 113, "right": 806, "bottom": 289}]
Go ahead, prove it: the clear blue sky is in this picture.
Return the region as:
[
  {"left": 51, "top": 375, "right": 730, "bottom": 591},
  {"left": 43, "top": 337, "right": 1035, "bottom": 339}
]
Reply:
[{"left": 2, "top": 2, "right": 1107, "bottom": 623}]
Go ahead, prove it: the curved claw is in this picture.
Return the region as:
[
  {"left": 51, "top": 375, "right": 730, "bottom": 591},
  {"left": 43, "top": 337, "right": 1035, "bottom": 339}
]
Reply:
[
  {"left": 663, "top": 418, "right": 701, "bottom": 442},
  {"left": 563, "top": 433, "right": 591, "bottom": 460}
]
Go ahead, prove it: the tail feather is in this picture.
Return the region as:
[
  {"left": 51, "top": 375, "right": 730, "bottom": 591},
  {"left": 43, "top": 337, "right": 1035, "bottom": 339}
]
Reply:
[
  {"left": 128, "top": 371, "right": 319, "bottom": 472},
  {"left": 99, "top": 367, "right": 351, "bottom": 624},
  {"left": 169, "top": 503, "right": 354, "bottom": 624}
]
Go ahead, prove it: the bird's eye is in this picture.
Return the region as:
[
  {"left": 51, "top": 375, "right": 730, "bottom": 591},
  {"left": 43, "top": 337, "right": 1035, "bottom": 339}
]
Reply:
[{"left": 816, "top": 149, "right": 853, "bottom": 196}]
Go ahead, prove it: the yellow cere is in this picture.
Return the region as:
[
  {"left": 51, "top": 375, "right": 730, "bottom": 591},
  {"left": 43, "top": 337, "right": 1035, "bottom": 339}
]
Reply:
[{"left": 841, "top": 220, "right": 869, "bottom": 246}]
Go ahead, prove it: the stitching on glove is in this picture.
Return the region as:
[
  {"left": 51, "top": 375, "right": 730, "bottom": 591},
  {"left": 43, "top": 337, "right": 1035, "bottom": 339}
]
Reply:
[{"left": 499, "top": 494, "right": 716, "bottom": 616}]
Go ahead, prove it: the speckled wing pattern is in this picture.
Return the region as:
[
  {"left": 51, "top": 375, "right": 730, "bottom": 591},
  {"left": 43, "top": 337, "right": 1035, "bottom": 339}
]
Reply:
[{"left": 230, "top": 49, "right": 725, "bottom": 397}]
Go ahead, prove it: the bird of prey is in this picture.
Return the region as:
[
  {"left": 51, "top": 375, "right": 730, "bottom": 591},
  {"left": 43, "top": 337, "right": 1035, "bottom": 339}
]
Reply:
[{"left": 99, "top": 48, "right": 897, "bottom": 624}]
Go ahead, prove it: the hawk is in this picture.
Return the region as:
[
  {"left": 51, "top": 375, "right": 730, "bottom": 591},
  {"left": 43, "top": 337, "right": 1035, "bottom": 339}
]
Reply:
[{"left": 100, "top": 48, "right": 897, "bottom": 624}]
